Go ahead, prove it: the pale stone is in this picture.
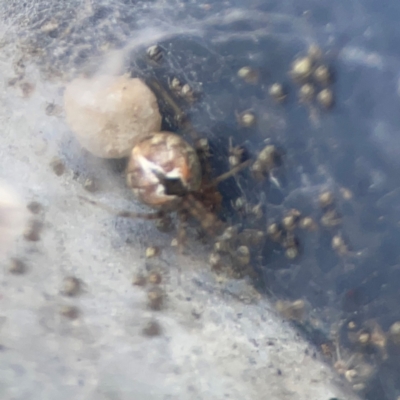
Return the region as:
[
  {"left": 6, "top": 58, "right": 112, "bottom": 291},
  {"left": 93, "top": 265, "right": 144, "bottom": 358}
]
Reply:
[{"left": 64, "top": 74, "right": 162, "bottom": 158}]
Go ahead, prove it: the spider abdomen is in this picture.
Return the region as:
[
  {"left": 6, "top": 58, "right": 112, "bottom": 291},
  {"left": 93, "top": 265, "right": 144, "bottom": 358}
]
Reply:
[{"left": 126, "top": 132, "right": 202, "bottom": 210}]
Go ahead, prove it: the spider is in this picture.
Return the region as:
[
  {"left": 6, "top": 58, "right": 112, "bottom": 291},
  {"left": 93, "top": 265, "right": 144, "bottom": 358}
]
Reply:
[{"left": 81, "top": 131, "right": 251, "bottom": 246}]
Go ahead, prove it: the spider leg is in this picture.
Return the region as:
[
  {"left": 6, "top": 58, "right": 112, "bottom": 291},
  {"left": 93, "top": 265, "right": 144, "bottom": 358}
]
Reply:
[
  {"left": 175, "top": 210, "right": 188, "bottom": 254},
  {"left": 78, "top": 196, "right": 164, "bottom": 220},
  {"left": 183, "top": 194, "right": 225, "bottom": 236},
  {"left": 206, "top": 159, "right": 252, "bottom": 187},
  {"left": 147, "top": 79, "right": 197, "bottom": 140}
]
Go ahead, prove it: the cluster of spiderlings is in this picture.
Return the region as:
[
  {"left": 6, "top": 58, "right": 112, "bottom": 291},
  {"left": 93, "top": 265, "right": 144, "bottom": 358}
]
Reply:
[
  {"left": 289, "top": 45, "right": 334, "bottom": 109},
  {"left": 133, "top": 43, "right": 344, "bottom": 270},
  {"left": 237, "top": 45, "right": 335, "bottom": 110},
  {"left": 209, "top": 225, "right": 266, "bottom": 278},
  {"left": 264, "top": 189, "right": 350, "bottom": 261}
]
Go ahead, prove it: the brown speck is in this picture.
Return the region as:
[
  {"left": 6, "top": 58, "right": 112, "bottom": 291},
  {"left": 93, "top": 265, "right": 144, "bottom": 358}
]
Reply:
[
  {"left": 358, "top": 332, "right": 370, "bottom": 345},
  {"left": 209, "top": 252, "right": 222, "bottom": 270},
  {"left": 348, "top": 321, "right": 357, "bottom": 330},
  {"left": 389, "top": 322, "right": 400, "bottom": 344},
  {"left": 321, "top": 209, "right": 341, "bottom": 228},
  {"left": 148, "top": 271, "right": 162, "bottom": 285},
  {"left": 313, "top": 65, "right": 331, "bottom": 86},
  {"left": 20, "top": 81, "right": 35, "bottom": 97},
  {"left": 9, "top": 258, "right": 26, "bottom": 274},
  {"left": 236, "top": 245, "right": 250, "bottom": 266},
  {"left": 285, "top": 246, "right": 298, "bottom": 259},
  {"left": 27, "top": 201, "right": 43, "bottom": 214},
  {"left": 155, "top": 215, "right": 173, "bottom": 233},
  {"left": 191, "top": 309, "right": 202, "bottom": 319},
  {"left": 142, "top": 320, "right": 162, "bottom": 337},
  {"left": 50, "top": 157, "right": 65, "bottom": 176},
  {"left": 237, "top": 111, "right": 256, "bottom": 128},
  {"left": 290, "top": 56, "right": 313, "bottom": 82},
  {"left": 14, "top": 58, "right": 25, "bottom": 76},
  {"left": 269, "top": 83, "right": 287, "bottom": 103},
  {"left": 147, "top": 287, "right": 164, "bottom": 310},
  {"left": 45, "top": 103, "right": 62, "bottom": 116},
  {"left": 40, "top": 19, "right": 59, "bottom": 33},
  {"left": 23, "top": 219, "right": 42, "bottom": 241},
  {"left": 317, "top": 88, "right": 334, "bottom": 109},
  {"left": 7, "top": 77, "right": 19, "bottom": 87},
  {"left": 83, "top": 178, "right": 97, "bottom": 192},
  {"left": 340, "top": 187, "right": 353, "bottom": 200},
  {"left": 298, "top": 83, "right": 315, "bottom": 103},
  {"left": 237, "top": 66, "right": 259, "bottom": 84},
  {"left": 132, "top": 273, "right": 147, "bottom": 286},
  {"left": 332, "top": 235, "right": 348, "bottom": 255},
  {"left": 276, "top": 299, "right": 305, "bottom": 321},
  {"left": 345, "top": 369, "right": 358, "bottom": 383},
  {"left": 60, "top": 305, "right": 79, "bottom": 319},
  {"left": 319, "top": 191, "right": 334, "bottom": 208},
  {"left": 308, "top": 44, "right": 322, "bottom": 61},
  {"left": 61, "top": 276, "right": 81, "bottom": 296},
  {"left": 299, "top": 217, "right": 317, "bottom": 231},
  {"left": 145, "top": 246, "right": 159, "bottom": 258},
  {"left": 267, "top": 223, "right": 282, "bottom": 242},
  {"left": 146, "top": 45, "right": 163, "bottom": 63},
  {"left": 353, "top": 383, "right": 366, "bottom": 392}
]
